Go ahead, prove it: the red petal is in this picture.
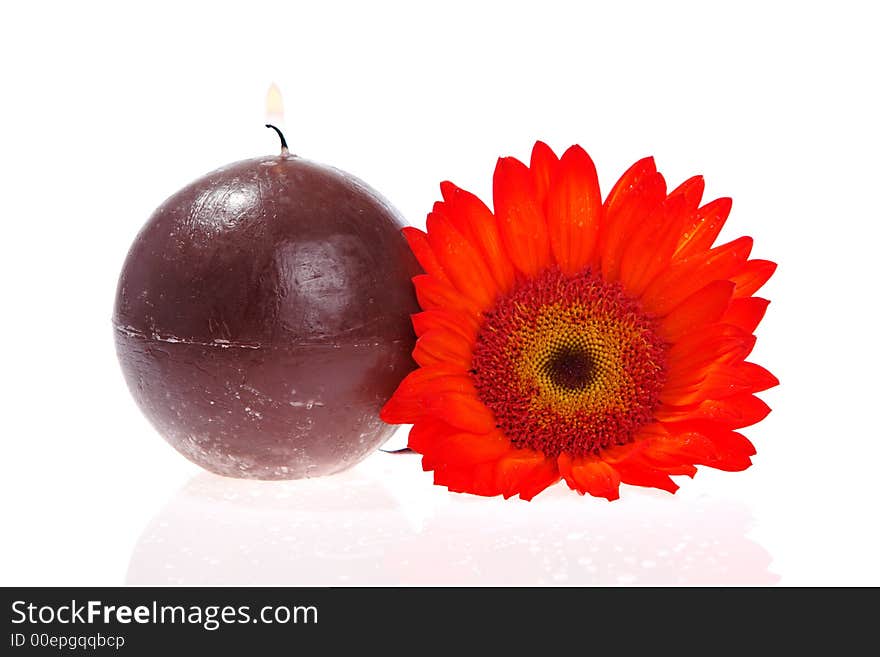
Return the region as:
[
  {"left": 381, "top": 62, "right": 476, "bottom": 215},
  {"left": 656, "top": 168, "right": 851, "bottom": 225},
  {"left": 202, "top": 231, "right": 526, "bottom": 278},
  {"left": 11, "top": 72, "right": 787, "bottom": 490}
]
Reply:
[
  {"left": 411, "top": 309, "right": 479, "bottom": 342},
  {"left": 637, "top": 439, "right": 700, "bottom": 476},
  {"left": 433, "top": 462, "right": 504, "bottom": 498},
  {"left": 731, "top": 259, "right": 777, "bottom": 298},
  {"left": 641, "top": 236, "right": 753, "bottom": 316},
  {"left": 659, "top": 280, "right": 735, "bottom": 341},
  {"left": 663, "top": 421, "right": 756, "bottom": 471},
  {"left": 402, "top": 227, "right": 447, "bottom": 282},
  {"left": 423, "top": 392, "right": 496, "bottom": 434},
  {"left": 432, "top": 195, "right": 474, "bottom": 244},
  {"left": 493, "top": 156, "right": 551, "bottom": 277},
  {"left": 515, "top": 462, "right": 562, "bottom": 501},
  {"left": 656, "top": 393, "right": 771, "bottom": 428},
  {"left": 599, "top": 157, "right": 666, "bottom": 282},
  {"left": 666, "top": 361, "right": 779, "bottom": 405},
  {"left": 412, "top": 329, "right": 473, "bottom": 369},
  {"left": 558, "top": 453, "right": 621, "bottom": 500},
  {"left": 618, "top": 193, "right": 688, "bottom": 297},
  {"left": 669, "top": 175, "right": 705, "bottom": 211},
  {"left": 529, "top": 141, "right": 559, "bottom": 209},
  {"left": 428, "top": 443, "right": 561, "bottom": 501},
  {"left": 664, "top": 325, "right": 756, "bottom": 392},
  {"left": 380, "top": 391, "right": 424, "bottom": 425},
  {"left": 424, "top": 428, "right": 512, "bottom": 470},
  {"left": 494, "top": 450, "right": 560, "bottom": 500},
  {"left": 426, "top": 211, "right": 498, "bottom": 310},
  {"left": 545, "top": 145, "right": 602, "bottom": 276},
  {"left": 380, "top": 366, "right": 475, "bottom": 424},
  {"left": 722, "top": 297, "right": 770, "bottom": 334},
  {"left": 600, "top": 440, "right": 644, "bottom": 464},
  {"left": 412, "top": 274, "right": 481, "bottom": 318},
  {"left": 613, "top": 456, "right": 679, "bottom": 494},
  {"left": 657, "top": 463, "right": 698, "bottom": 477},
  {"left": 407, "top": 417, "right": 456, "bottom": 455},
  {"left": 675, "top": 197, "right": 733, "bottom": 259},
  {"left": 705, "top": 361, "right": 779, "bottom": 397},
  {"left": 440, "top": 182, "right": 517, "bottom": 294},
  {"left": 706, "top": 426, "right": 757, "bottom": 457},
  {"left": 643, "top": 427, "right": 717, "bottom": 465},
  {"left": 722, "top": 361, "right": 779, "bottom": 393}
]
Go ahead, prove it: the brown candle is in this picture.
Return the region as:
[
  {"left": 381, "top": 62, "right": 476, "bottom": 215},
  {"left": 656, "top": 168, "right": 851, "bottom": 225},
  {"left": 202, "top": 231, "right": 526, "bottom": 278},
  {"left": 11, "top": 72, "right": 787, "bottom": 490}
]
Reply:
[{"left": 113, "top": 127, "right": 420, "bottom": 479}]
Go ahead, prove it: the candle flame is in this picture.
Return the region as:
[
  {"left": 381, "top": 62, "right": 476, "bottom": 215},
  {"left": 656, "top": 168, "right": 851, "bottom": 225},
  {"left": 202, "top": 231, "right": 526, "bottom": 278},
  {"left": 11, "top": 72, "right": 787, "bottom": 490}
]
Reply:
[{"left": 266, "top": 83, "right": 285, "bottom": 127}]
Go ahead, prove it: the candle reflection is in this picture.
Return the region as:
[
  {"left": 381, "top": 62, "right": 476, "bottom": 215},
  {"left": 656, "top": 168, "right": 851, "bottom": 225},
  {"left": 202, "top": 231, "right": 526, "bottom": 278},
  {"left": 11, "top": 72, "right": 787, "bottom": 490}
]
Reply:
[{"left": 127, "top": 459, "right": 778, "bottom": 586}]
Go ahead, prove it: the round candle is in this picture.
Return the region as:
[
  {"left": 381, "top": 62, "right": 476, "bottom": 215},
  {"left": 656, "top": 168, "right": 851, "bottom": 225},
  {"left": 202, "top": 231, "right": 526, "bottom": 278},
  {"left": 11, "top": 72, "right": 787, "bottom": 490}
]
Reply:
[{"left": 113, "top": 127, "right": 420, "bottom": 479}]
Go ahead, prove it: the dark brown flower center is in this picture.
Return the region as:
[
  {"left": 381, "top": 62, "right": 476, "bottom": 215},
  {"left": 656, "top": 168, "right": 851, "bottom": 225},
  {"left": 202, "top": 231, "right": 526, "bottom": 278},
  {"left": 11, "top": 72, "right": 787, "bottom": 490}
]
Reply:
[{"left": 545, "top": 346, "right": 597, "bottom": 391}]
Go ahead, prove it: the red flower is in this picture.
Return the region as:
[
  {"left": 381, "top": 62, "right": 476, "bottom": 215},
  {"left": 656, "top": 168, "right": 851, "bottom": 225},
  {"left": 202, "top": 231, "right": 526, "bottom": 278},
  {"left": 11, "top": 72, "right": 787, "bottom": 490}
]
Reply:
[{"left": 382, "top": 143, "right": 777, "bottom": 501}]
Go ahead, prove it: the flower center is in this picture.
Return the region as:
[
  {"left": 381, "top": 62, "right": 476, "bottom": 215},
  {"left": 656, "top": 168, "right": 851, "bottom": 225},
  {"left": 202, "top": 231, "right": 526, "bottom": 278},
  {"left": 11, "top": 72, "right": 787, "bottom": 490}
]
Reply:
[
  {"left": 471, "top": 267, "right": 668, "bottom": 457},
  {"left": 545, "top": 346, "right": 597, "bottom": 391}
]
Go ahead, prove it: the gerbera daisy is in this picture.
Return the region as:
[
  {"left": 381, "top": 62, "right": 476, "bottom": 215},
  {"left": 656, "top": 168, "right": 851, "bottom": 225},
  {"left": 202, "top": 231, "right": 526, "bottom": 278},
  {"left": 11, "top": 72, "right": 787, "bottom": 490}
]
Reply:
[{"left": 381, "top": 142, "right": 777, "bottom": 501}]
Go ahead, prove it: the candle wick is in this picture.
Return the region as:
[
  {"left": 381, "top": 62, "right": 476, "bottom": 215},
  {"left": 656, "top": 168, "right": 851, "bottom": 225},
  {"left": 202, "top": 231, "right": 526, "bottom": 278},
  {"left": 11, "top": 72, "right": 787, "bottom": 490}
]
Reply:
[{"left": 265, "top": 124, "right": 290, "bottom": 157}]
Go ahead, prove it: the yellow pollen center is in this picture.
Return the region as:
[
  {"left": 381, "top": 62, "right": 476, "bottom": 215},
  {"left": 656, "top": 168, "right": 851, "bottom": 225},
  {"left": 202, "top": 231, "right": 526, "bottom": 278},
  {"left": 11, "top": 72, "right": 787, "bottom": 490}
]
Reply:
[
  {"left": 515, "top": 303, "right": 649, "bottom": 419},
  {"left": 471, "top": 267, "right": 668, "bottom": 457}
]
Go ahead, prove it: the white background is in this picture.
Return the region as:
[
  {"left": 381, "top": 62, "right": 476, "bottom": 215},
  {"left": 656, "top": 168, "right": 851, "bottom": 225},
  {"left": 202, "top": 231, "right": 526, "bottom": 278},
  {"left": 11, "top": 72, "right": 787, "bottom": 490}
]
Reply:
[{"left": 1, "top": 1, "right": 877, "bottom": 585}]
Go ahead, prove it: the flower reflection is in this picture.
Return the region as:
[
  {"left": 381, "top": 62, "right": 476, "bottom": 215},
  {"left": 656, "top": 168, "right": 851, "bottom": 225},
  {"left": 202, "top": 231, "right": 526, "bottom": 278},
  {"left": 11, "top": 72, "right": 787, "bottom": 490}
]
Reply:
[{"left": 127, "top": 459, "right": 778, "bottom": 586}]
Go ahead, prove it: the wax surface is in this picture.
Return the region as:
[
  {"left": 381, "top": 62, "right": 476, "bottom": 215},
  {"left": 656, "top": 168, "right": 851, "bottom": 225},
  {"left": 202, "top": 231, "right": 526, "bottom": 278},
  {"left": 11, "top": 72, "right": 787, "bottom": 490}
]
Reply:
[{"left": 114, "top": 155, "right": 420, "bottom": 479}]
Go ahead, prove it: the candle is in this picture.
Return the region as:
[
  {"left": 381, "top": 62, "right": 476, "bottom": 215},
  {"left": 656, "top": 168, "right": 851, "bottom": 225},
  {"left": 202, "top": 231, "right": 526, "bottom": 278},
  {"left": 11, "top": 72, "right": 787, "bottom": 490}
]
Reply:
[{"left": 113, "top": 123, "right": 420, "bottom": 479}]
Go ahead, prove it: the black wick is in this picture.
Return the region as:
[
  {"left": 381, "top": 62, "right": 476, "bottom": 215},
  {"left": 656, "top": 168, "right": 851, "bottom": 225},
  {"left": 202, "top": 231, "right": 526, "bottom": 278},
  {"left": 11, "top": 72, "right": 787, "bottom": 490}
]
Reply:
[
  {"left": 265, "top": 124, "right": 289, "bottom": 153},
  {"left": 379, "top": 447, "right": 415, "bottom": 454}
]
